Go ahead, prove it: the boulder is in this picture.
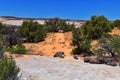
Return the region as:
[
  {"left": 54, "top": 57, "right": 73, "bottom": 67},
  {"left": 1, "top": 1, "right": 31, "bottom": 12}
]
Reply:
[
  {"left": 104, "top": 57, "right": 116, "bottom": 64},
  {"left": 73, "top": 55, "right": 79, "bottom": 60},
  {"left": 106, "top": 61, "right": 117, "bottom": 66},
  {"left": 97, "top": 57, "right": 105, "bottom": 64},
  {"left": 118, "top": 63, "right": 120, "bottom": 66},
  {"left": 84, "top": 56, "right": 118, "bottom": 66},
  {"left": 53, "top": 51, "right": 65, "bottom": 58},
  {"left": 89, "top": 58, "right": 99, "bottom": 64},
  {"left": 58, "top": 30, "right": 64, "bottom": 33},
  {"left": 84, "top": 57, "right": 91, "bottom": 63}
]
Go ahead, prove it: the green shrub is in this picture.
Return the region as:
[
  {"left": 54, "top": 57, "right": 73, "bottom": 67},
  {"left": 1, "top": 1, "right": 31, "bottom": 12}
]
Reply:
[
  {"left": 0, "top": 44, "right": 20, "bottom": 80},
  {"left": 82, "top": 16, "right": 112, "bottom": 40},
  {"left": 19, "top": 20, "right": 46, "bottom": 43},
  {"left": 72, "top": 15, "right": 112, "bottom": 56},
  {"left": 113, "top": 20, "right": 120, "bottom": 29},
  {"left": 4, "top": 45, "right": 27, "bottom": 54},
  {"left": 0, "top": 57, "right": 20, "bottom": 80},
  {"left": 72, "top": 48, "right": 80, "bottom": 55},
  {"left": 45, "top": 17, "right": 75, "bottom": 32},
  {"left": 14, "top": 45, "right": 27, "bottom": 54},
  {"left": 72, "top": 28, "right": 91, "bottom": 55},
  {"left": 95, "top": 35, "right": 120, "bottom": 57}
]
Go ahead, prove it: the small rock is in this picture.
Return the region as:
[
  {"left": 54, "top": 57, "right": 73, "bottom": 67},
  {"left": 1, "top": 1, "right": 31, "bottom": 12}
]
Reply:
[
  {"left": 89, "top": 59, "right": 99, "bottom": 64},
  {"left": 53, "top": 51, "right": 65, "bottom": 58},
  {"left": 73, "top": 55, "right": 79, "bottom": 60},
  {"left": 104, "top": 57, "right": 116, "bottom": 64},
  {"left": 106, "top": 61, "right": 117, "bottom": 66},
  {"left": 84, "top": 57, "right": 91, "bottom": 63},
  {"left": 97, "top": 57, "right": 105, "bottom": 64}
]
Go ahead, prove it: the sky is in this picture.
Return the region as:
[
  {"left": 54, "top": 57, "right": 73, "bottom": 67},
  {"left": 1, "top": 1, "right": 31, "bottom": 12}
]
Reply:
[{"left": 0, "top": 0, "right": 120, "bottom": 20}]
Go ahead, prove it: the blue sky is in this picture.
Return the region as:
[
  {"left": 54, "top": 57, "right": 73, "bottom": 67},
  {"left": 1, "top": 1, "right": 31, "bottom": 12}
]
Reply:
[{"left": 0, "top": 0, "right": 120, "bottom": 20}]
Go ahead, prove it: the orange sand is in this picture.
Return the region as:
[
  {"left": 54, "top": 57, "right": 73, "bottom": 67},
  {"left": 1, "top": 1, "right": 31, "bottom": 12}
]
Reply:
[{"left": 23, "top": 32, "right": 74, "bottom": 57}]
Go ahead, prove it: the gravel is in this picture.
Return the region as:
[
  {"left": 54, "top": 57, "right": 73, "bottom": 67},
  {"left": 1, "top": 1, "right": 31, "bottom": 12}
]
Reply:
[{"left": 15, "top": 55, "right": 120, "bottom": 80}]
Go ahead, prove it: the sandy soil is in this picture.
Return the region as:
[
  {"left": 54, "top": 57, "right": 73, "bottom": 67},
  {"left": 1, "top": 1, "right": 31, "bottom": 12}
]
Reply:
[
  {"left": 109, "top": 27, "right": 120, "bottom": 36},
  {"left": 23, "top": 32, "right": 74, "bottom": 57},
  {"left": 23, "top": 28, "right": 120, "bottom": 58}
]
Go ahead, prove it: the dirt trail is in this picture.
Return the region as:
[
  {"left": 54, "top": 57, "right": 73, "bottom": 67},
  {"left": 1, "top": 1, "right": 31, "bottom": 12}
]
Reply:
[{"left": 23, "top": 32, "right": 73, "bottom": 57}]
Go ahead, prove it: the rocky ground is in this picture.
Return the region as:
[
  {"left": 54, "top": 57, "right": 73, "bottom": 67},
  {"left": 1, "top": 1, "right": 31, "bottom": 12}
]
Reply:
[
  {"left": 14, "top": 29, "right": 120, "bottom": 80},
  {"left": 15, "top": 55, "right": 120, "bottom": 80}
]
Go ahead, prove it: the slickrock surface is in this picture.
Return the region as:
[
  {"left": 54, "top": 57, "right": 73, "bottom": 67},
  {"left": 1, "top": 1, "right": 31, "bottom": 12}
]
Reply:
[{"left": 15, "top": 55, "right": 120, "bottom": 80}]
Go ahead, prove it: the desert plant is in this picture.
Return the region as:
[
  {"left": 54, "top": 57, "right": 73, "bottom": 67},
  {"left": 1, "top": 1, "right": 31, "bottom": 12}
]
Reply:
[
  {"left": 19, "top": 20, "right": 46, "bottom": 43},
  {"left": 94, "top": 35, "right": 120, "bottom": 57},
  {"left": 113, "top": 20, "right": 120, "bottom": 29},
  {"left": 4, "top": 45, "right": 27, "bottom": 54},
  {"left": 0, "top": 45, "right": 20, "bottom": 80},
  {"left": 1, "top": 25, "right": 22, "bottom": 48},
  {"left": 45, "top": 17, "right": 74, "bottom": 32},
  {"left": 82, "top": 16, "right": 112, "bottom": 40},
  {"left": 0, "top": 57, "right": 20, "bottom": 80},
  {"left": 72, "top": 15, "right": 112, "bottom": 55},
  {"left": 72, "top": 28, "right": 91, "bottom": 55}
]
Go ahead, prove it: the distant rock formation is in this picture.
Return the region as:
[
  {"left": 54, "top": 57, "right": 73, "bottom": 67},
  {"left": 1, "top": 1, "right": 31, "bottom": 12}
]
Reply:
[{"left": 0, "top": 16, "right": 86, "bottom": 27}]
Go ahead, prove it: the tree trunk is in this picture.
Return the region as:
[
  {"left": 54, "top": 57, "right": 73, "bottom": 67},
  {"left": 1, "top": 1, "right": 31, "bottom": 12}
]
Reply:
[{"left": 110, "top": 51, "right": 115, "bottom": 57}]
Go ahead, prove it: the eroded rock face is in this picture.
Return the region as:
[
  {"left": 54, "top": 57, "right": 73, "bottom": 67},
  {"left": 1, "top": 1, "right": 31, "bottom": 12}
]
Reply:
[{"left": 53, "top": 51, "right": 65, "bottom": 58}]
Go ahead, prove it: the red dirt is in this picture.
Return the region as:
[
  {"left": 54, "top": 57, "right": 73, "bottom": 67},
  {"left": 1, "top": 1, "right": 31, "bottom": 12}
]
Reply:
[
  {"left": 109, "top": 27, "right": 120, "bottom": 36},
  {"left": 12, "top": 28, "right": 120, "bottom": 58},
  {"left": 23, "top": 32, "right": 74, "bottom": 57}
]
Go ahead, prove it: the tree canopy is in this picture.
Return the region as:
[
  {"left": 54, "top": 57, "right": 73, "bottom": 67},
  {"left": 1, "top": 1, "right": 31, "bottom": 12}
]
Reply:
[
  {"left": 45, "top": 17, "right": 74, "bottom": 32},
  {"left": 72, "top": 28, "right": 91, "bottom": 55},
  {"left": 82, "top": 16, "right": 112, "bottom": 40},
  {"left": 72, "top": 16, "right": 112, "bottom": 55},
  {"left": 94, "top": 35, "right": 120, "bottom": 57},
  {"left": 113, "top": 20, "right": 120, "bottom": 29},
  {"left": 19, "top": 20, "right": 46, "bottom": 43}
]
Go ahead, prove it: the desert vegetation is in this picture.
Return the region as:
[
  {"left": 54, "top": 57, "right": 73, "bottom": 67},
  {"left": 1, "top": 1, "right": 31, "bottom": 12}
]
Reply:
[
  {"left": 19, "top": 20, "right": 46, "bottom": 43},
  {"left": 72, "top": 16, "right": 112, "bottom": 55},
  {"left": 45, "top": 17, "right": 74, "bottom": 32},
  {"left": 113, "top": 20, "right": 120, "bottom": 29},
  {"left": 1, "top": 16, "right": 120, "bottom": 58},
  {"left": 1, "top": 15, "right": 120, "bottom": 79},
  {"left": 1, "top": 16, "right": 120, "bottom": 59},
  {"left": 71, "top": 16, "right": 120, "bottom": 66},
  {"left": 0, "top": 25, "right": 20, "bottom": 80},
  {"left": 0, "top": 45, "right": 20, "bottom": 80}
]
